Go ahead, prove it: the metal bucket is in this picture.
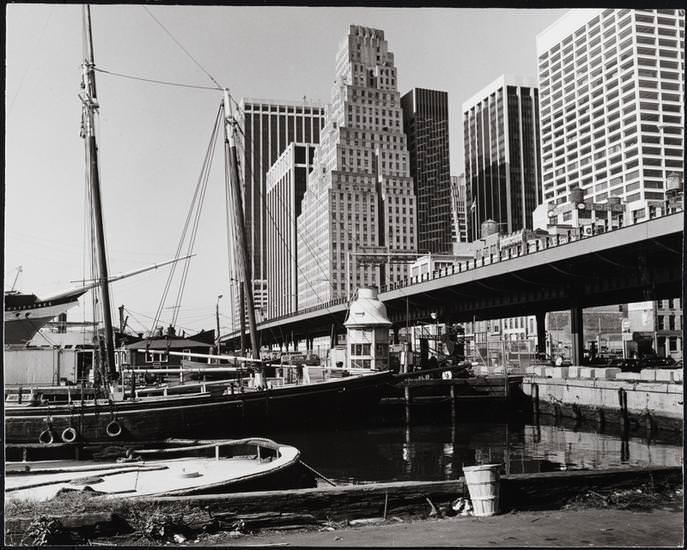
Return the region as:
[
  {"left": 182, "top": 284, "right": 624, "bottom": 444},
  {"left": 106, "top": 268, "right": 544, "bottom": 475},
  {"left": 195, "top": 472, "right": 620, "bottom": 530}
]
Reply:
[{"left": 463, "top": 463, "right": 501, "bottom": 516}]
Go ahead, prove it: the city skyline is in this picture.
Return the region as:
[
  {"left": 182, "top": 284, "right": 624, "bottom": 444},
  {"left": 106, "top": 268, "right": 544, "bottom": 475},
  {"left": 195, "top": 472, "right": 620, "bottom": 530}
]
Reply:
[{"left": 5, "top": 6, "right": 580, "bottom": 333}]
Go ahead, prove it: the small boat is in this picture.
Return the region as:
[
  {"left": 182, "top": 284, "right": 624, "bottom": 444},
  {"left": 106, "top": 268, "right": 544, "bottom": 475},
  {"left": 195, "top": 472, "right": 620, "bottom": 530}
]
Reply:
[{"left": 5, "top": 438, "right": 313, "bottom": 502}]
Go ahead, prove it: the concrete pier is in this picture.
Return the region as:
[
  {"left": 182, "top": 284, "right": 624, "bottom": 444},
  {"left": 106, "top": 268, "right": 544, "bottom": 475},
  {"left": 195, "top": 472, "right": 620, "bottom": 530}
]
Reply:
[{"left": 523, "top": 367, "right": 683, "bottom": 432}]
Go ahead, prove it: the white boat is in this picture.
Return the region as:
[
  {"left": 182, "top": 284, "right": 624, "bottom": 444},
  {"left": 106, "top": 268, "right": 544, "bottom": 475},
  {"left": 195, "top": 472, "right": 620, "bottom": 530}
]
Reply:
[{"left": 5, "top": 438, "right": 311, "bottom": 502}]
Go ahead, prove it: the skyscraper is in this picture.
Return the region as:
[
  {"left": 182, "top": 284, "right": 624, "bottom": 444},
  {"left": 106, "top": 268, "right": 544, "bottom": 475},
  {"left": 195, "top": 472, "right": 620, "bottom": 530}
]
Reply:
[
  {"left": 233, "top": 99, "right": 325, "bottom": 327},
  {"left": 463, "top": 75, "right": 542, "bottom": 241},
  {"left": 265, "top": 143, "right": 316, "bottom": 319},
  {"left": 297, "top": 25, "right": 417, "bottom": 309},
  {"left": 449, "top": 174, "right": 468, "bottom": 243},
  {"left": 401, "top": 88, "right": 452, "bottom": 254},
  {"left": 537, "top": 9, "right": 684, "bottom": 220}
]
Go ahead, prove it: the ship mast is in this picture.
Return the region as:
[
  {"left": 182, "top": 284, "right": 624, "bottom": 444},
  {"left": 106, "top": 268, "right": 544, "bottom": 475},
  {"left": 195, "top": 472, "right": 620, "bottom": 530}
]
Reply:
[
  {"left": 222, "top": 91, "right": 259, "bottom": 360},
  {"left": 81, "top": 5, "right": 117, "bottom": 382}
]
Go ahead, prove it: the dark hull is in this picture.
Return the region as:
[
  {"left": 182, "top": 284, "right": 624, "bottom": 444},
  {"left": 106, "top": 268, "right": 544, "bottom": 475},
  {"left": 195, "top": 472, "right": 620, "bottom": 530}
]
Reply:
[{"left": 5, "top": 372, "right": 393, "bottom": 444}]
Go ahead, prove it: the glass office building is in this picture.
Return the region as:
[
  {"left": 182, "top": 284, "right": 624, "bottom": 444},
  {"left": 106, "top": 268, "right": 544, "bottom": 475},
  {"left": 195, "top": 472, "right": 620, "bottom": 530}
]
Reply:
[{"left": 463, "top": 75, "right": 542, "bottom": 241}]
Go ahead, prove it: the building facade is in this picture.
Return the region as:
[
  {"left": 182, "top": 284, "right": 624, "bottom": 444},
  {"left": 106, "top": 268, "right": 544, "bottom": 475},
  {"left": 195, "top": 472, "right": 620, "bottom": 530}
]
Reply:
[
  {"left": 463, "top": 75, "right": 542, "bottom": 242},
  {"left": 537, "top": 8, "right": 684, "bottom": 221},
  {"left": 297, "top": 25, "right": 417, "bottom": 309},
  {"left": 234, "top": 98, "right": 325, "bottom": 327},
  {"left": 265, "top": 143, "right": 317, "bottom": 319},
  {"left": 401, "top": 88, "right": 453, "bottom": 254},
  {"left": 449, "top": 174, "right": 469, "bottom": 243}
]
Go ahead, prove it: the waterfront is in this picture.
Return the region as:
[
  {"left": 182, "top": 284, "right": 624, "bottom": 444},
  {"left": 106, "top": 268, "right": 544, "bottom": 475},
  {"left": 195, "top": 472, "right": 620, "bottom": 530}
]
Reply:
[{"left": 262, "top": 411, "right": 683, "bottom": 484}]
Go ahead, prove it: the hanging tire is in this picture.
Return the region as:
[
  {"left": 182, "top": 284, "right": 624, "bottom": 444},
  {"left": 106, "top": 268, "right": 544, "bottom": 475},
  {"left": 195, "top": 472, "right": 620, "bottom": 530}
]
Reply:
[
  {"left": 105, "top": 420, "right": 123, "bottom": 438},
  {"left": 38, "top": 429, "right": 54, "bottom": 445},
  {"left": 61, "top": 427, "right": 78, "bottom": 443}
]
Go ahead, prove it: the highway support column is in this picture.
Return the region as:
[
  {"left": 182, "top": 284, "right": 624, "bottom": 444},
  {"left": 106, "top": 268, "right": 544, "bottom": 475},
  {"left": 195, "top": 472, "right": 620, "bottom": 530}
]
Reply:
[
  {"left": 536, "top": 311, "right": 547, "bottom": 356},
  {"left": 571, "top": 305, "right": 584, "bottom": 365}
]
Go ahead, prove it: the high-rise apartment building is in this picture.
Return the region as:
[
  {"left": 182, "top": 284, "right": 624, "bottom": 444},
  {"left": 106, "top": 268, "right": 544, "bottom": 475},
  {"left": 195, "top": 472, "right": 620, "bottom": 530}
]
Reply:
[
  {"left": 449, "top": 175, "right": 469, "bottom": 243},
  {"left": 265, "top": 143, "right": 316, "bottom": 319},
  {"left": 401, "top": 88, "right": 452, "bottom": 254},
  {"left": 463, "top": 75, "right": 542, "bottom": 241},
  {"left": 232, "top": 99, "right": 325, "bottom": 327},
  {"left": 537, "top": 9, "right": 684, "bottom": 219},
  {"left": 297, "top": 25, "right": 417, "bottom": 309}
]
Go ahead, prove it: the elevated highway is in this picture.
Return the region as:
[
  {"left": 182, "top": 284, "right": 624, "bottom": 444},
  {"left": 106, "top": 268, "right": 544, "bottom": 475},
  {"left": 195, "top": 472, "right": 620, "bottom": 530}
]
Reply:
[{"left": 225, "top": 212, "right": 683, "bottom": 362}]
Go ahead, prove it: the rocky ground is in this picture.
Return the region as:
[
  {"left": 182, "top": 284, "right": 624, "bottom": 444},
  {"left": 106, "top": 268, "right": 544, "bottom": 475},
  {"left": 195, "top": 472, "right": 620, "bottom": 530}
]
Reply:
[{"left": 8, "top": 482, "right": 682, "bottom": 547}]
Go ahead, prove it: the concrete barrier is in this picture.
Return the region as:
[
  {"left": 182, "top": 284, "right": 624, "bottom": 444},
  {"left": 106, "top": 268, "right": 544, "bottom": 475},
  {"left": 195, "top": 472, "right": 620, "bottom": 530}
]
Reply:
[
  {"left": 579, "top": 367, "right": 595, "bottom": 379},
  {"left": 567, "top": 366, "right": 581, "bottom": 379},
  {"left": 547, "top": 366, "right": 569, "bottom": 379},
  {"left": 655, "top": 369, "right": 675, "bottom": 383},
  {"left": 640, "top": 369, "right": 657, "bottom": 382},
  {"left": 593, "top": 367, "right": 621, "bottom": 380},
  {"left": 616, "top": 372, "right": 640, "bottom": 382}
]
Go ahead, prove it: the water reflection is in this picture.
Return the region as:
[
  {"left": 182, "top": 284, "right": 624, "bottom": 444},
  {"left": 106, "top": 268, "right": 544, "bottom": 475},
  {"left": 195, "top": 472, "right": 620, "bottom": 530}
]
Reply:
[{"left": 267, "top": 413, "right": 682, "bottom": 483}]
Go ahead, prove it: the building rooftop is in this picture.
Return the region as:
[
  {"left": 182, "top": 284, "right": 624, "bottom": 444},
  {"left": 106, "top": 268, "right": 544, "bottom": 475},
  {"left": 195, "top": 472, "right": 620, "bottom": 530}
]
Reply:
[
  {"left": 462, "top": 74, "right": 538, "bottom": 113},
  {"left": 536, "top": 9, "right": 604, "bottom": 54}
]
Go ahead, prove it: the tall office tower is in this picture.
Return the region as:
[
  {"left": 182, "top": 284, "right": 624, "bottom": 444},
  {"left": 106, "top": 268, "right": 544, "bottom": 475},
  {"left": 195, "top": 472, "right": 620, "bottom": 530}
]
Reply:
[
  {"left": 537, "top": 9, "right": 684, "bottom": 219},
  {"left": 265, "top": 143, "right": 317, "bottom": 319},
  {"left": 449, "top": 175, "right": 469, "bottom": 243},
  {"left": 401, "top": 88, "right": 452, "bottom": 254},
  {"left": 297, "top": 25, "right": 417, "bottom": 309},
  {"left": 463, "top": 75, "right": 542, "bottom": 242},
  {"left": 232, "top": 99, "right": 325, "bottom": 327}
]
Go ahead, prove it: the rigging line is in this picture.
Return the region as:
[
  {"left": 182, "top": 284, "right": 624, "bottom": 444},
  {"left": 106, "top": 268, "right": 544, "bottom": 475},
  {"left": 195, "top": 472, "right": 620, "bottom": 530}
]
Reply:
[
  {"left": 125, "top": 307, "right": 196, "bottom": 334},
  {"left": 171, "top": 120, "right": 219, "bottom": 326},
  {"left": 152, "top": 106, "right": 223, "bottom": 331},
  {"left": 171, "top": 110, "right": 221, "bottom": 325},
  {"left": 236, "top": 122, "right": 335, "bottom": 295},
  {"left": 93, "top": 67, "right": 223, "bottom": 92},
  {"left": 142, "top": 5, "right": 224, "bottom": 90},
  {"left": 8, "top": 6, "right": 54, "bottom": 115},
  {"left": 227, "top": 124, "right": 330, "bottom": 310}
]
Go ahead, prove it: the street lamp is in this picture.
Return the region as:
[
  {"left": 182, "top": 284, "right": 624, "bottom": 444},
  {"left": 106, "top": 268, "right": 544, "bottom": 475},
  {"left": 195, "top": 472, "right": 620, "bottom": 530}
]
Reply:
[{"left": 216, "top": 294, "right": 223, "bottom": 357}]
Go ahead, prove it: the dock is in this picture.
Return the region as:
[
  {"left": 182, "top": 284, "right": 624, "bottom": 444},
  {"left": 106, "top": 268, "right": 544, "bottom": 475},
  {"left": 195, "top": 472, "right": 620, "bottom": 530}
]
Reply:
[{"left": 523, "top": 366, "right": 683, "bottom": 433}]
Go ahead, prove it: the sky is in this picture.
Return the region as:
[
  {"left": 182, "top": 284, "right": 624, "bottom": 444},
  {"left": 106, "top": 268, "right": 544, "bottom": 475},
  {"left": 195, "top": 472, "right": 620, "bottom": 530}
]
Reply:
[{"left": 5, "top": 4, "right": 566, "bottom": 336}]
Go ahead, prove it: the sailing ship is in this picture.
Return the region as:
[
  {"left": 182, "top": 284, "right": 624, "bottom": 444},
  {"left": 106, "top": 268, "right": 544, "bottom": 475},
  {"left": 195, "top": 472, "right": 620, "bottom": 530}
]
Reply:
[
  {"left": 4, "top": 5, "right": 392, "bottom": 447},
  {"left": 4, "top": 288, "right": 89, "bottom": 346}
]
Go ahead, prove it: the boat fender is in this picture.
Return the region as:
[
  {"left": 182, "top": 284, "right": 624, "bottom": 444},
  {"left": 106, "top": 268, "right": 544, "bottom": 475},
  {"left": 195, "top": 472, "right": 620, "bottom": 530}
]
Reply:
[
  {"left": 61, "top": 427, "right": 78, "bottom": 443},
  {"left": 38, "top": 429, "right": 54, "bottom": 445},
  {"left": 105, "top": 420, "right": 123, "bottom": 438}
]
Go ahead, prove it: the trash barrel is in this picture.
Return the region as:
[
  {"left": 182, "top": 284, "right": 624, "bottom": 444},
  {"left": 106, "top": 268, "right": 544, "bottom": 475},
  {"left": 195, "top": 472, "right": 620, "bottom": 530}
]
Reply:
[{"left": 462, "top": 463, "right": 501, "bottom": 516}]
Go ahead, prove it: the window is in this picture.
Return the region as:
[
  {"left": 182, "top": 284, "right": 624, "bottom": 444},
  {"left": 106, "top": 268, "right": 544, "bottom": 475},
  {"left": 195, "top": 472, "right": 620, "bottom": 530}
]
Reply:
[
  {"left": 145, "top": 351, "right": 168, "bottom": 363},
  {"left": 351, "top": 343, "right": 371, "bottom": 356}
]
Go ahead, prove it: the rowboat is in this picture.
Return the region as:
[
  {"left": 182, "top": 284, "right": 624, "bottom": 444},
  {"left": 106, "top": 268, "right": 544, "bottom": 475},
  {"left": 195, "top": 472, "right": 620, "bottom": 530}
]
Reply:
[{"left": 5, "top": 438, "right": 313, "bottom": 502}]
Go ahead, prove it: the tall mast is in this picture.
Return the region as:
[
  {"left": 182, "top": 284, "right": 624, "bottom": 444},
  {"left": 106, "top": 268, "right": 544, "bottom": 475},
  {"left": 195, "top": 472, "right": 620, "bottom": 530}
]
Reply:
[
  {"left": 223, "top": 91, "right": 259, "bottom": 360},
  {"left": 81, "top": 5, "right": 117, "bottom": 381}
]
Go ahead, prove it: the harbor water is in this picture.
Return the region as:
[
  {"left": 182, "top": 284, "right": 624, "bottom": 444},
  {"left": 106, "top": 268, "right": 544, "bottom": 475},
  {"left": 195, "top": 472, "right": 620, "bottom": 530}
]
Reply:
[{"left": 263, "top": 412, "right": 683, "bottom": 484}]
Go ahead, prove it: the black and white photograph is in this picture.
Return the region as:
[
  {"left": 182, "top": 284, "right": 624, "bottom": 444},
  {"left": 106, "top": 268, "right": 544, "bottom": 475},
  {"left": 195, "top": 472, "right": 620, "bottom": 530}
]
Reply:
[{"left": 4, "top": 3, "right": 684, "bottom": 547}]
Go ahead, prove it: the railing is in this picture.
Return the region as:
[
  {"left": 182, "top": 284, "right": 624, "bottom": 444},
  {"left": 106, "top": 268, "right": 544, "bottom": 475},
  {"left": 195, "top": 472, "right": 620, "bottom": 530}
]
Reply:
[{"left": 234, "top": 207, "right": 683, "bottom": 333}]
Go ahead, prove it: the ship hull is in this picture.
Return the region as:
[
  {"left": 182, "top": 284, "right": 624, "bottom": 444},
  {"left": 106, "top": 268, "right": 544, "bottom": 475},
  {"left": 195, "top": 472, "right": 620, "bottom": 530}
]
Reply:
[
  {"left": 5, "top": 371, "right": 393, "bottom": 444},
  {"left": 4, "top": 296, "right": 82, "bottom": 345}
]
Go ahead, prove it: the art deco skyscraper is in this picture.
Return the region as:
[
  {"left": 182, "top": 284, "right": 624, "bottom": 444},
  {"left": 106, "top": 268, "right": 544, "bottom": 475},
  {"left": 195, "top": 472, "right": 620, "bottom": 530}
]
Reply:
[
  {"left": 297, "top": 25, "right": 417, "bottom": 309},
  {"left": 401, "top": 88, "right": 453, "bottom": 254},
  {"left": 463, "top": 75, "right": 542, "bottom": 241}
]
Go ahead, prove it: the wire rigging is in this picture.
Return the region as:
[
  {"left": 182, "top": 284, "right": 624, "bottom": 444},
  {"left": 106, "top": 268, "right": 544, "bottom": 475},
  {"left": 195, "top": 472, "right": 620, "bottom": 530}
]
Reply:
[
  {"left": 142, "top": 5, "right": 224, "bottom": 91},
  {"left": 150, "top": 106, "right": 223, "bottom": 333},
  {"left": 94, "top": 67, "right": 222, "bottom": 92}
]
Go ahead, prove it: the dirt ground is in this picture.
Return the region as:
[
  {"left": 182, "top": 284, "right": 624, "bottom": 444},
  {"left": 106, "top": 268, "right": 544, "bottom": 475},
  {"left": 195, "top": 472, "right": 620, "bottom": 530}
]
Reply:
[{"left": 198, "top": 507, "right": 684, "bottom": 547}]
